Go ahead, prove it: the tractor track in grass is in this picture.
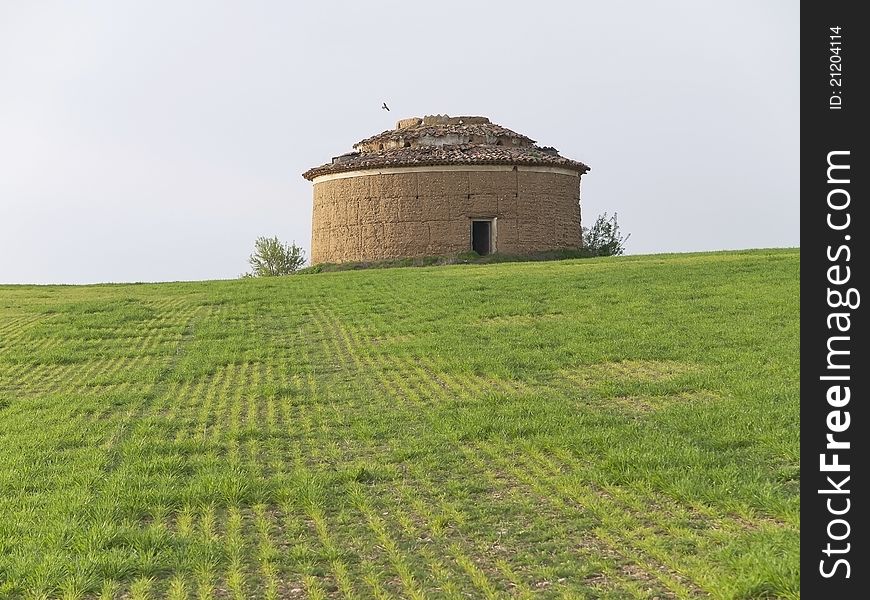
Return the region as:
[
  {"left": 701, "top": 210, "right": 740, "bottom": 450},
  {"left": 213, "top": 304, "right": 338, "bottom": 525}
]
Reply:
[{"left": 308, "top": 304, "right": 689, "bottom": 597}]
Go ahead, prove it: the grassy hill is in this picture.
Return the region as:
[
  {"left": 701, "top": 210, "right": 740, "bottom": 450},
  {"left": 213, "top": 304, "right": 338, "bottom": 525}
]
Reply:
[{"left": 0, "top": 249, "right": 799, "bottom": 599}]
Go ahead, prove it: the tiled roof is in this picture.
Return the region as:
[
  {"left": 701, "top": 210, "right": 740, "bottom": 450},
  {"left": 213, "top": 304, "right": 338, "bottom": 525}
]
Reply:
[
  {"left": 354, "top": 122, "right": 534, "bottom": 149},
  {"left": 302, "top": 115, "right": 589, "bottom": 180},
  {"left": 303, "top": 145, "right": 590, "bottom": 180}
]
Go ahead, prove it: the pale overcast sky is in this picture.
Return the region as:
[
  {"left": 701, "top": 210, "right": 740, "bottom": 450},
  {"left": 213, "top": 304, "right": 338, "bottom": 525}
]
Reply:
[{"left": 0, "top": 1, "right": 798, "bottom": 284}]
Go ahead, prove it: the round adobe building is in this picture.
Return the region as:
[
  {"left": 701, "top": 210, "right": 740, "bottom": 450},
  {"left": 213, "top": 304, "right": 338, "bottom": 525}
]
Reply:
[{"left": 302, "top": 115, "right": 590, "bottom": 264}]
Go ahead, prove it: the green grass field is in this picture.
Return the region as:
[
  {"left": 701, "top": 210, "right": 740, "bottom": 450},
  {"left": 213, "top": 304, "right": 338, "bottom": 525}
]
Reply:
[{"left": 0, "top": 249, "right": 799, "bottom": 599}]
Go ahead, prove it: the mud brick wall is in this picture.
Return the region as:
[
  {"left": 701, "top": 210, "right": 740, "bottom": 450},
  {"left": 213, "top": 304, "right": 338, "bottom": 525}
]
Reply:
[{"left": 310, "top": 167, "right": 581, "bottom": 264}]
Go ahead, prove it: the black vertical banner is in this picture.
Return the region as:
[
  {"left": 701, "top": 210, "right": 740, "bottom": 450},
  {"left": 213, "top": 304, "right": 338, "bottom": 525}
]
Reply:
[{"left": 802, "top": 3, "right": 867, "bottom": 597}]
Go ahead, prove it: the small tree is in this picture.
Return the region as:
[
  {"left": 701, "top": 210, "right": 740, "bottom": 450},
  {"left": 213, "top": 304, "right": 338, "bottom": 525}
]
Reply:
[
  {"left": 582, "top": 212, "right": 630, "bottom": 257},
  {"left": 246, "top": 236, "right": 306, "bottom": 277}
]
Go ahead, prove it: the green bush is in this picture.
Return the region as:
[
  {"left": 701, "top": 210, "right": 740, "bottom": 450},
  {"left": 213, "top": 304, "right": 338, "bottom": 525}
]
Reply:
[
  {"left": 245, "top": 236, "right": 306, "bottom": 277},
  {"left": 582, "top": 212, "right": 630, "bottom": 256}
]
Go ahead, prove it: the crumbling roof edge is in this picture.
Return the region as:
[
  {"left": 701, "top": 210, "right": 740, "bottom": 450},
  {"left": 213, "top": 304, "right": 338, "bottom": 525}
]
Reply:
[{"left": 302, "top": 157, "right": 590, "bottom": 181}]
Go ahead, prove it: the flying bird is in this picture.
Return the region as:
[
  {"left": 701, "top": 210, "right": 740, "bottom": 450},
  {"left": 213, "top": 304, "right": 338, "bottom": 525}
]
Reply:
[{"left": 382, "top": 102, "right": 390, "bottom": 111}]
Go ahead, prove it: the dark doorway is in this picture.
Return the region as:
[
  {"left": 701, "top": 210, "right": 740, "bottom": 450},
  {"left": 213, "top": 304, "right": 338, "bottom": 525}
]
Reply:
[{"left": 472, "top": 220, "right": 492, "bottom": 255}]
